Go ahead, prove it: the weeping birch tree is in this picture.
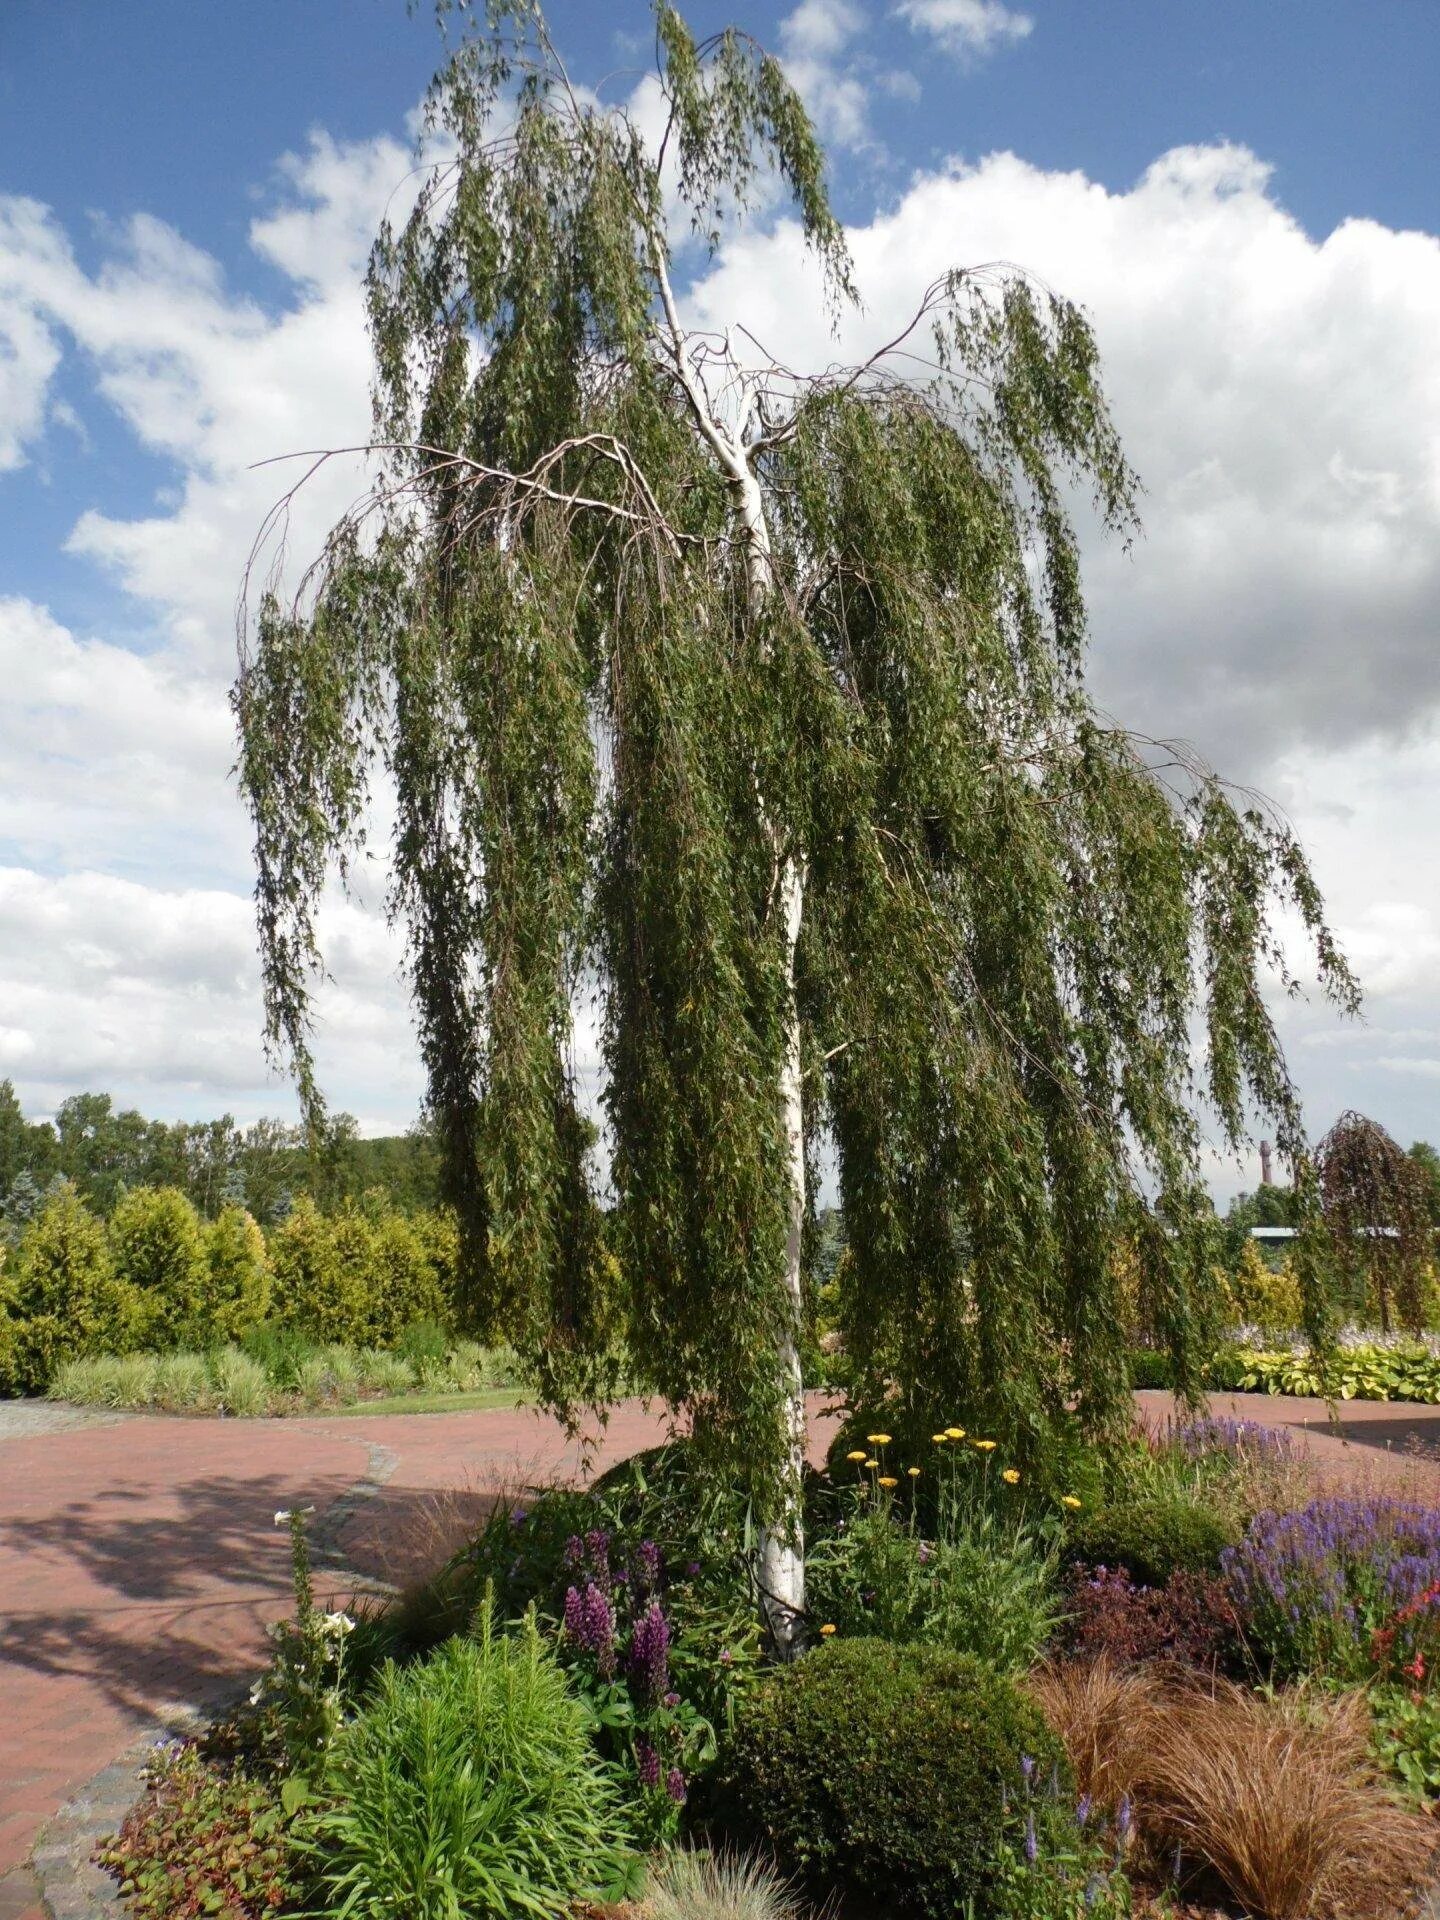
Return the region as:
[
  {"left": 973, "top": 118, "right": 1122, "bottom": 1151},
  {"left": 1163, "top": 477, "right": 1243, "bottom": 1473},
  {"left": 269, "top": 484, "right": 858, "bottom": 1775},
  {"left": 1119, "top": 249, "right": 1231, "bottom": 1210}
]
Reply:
[{"left": 235, "top": 0, "right": 1355, "bottom": 1650}]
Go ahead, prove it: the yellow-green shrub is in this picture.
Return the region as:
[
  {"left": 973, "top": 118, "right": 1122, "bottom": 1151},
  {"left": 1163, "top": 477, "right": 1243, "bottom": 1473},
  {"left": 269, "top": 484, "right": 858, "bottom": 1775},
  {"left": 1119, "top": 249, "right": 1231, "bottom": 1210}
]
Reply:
[
  {"left": 109, "top": 1186, "right": 209, "bottom": 1348},
  {"left": 368, "top": 1208, "right": 448, "bottom": 1343},
  {"left": 271, "top": 1199, "right": 368, "bottom": 1343},
  {"left": 1222, "top": 1243, "right": 1302, "bottom": 1333},
  {"left": 206, "top": 1205, "right": 271, "bottom": 1340},
  {"left": 9, "top": 1184, "right": 140, "bottom": 1390}
]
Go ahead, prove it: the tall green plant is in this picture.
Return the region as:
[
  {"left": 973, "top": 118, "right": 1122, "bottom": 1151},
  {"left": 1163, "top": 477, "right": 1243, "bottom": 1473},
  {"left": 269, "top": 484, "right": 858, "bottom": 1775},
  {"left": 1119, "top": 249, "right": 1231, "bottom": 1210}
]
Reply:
[
  {"left": 234, "top": 0, "right": 1353, "bottom": 1646},
  {"left": 206, "top": 1203, "right": 272, "bottom": 1340},
  {"left": 302, "top": 1618, "right": 632, "bottom": 1920},
  {"left": 109, "top": 1186, "right": 210, "bottom": 1348},
  {"left": 9, "top": 1183, "right": 136, "bottom": 1389}
]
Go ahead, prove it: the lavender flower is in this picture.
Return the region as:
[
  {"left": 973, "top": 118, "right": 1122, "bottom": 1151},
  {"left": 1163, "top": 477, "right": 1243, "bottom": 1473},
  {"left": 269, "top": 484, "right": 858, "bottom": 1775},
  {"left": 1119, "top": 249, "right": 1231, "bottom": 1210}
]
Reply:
[
  {"left": 1020, "top": 1753, "right": 1035, "bottom": 1785},
  {"left": 636, "top": 1739, "right": 660, "bottom": 1789},
  {"left": 666, "top": 1767, "right": 687, "bottom": 1805},
  {"left": 1076, "top": 1793, "right": 1092, "bottom": 1827},
  {"left": 1224, "top": 1494, "right": 1440, "bottom": 1679},
  {"left": 634, "top": 1539, "right": 663, "bottom": 1592},
  {"left": 1173, "top": 1415, "right": 1293, "bottom": 1462},
  {"left": 1024, "top": 1812, "right": 1038, "bottom": 1865}
]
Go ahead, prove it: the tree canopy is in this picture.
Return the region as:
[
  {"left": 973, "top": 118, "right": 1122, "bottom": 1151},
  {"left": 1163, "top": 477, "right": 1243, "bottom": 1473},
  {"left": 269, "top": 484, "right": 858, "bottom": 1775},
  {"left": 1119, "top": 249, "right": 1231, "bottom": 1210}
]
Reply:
[{"left": 235, "top": 0, "right": 1355, "bottom": 1641}]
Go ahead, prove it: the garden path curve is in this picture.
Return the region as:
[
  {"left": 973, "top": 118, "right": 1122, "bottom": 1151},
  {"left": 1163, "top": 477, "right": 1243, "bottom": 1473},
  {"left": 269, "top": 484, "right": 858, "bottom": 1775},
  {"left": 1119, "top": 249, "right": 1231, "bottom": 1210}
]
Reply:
[{"left": 4, "top": 1389, "right": 1440, "bottom": 1918}]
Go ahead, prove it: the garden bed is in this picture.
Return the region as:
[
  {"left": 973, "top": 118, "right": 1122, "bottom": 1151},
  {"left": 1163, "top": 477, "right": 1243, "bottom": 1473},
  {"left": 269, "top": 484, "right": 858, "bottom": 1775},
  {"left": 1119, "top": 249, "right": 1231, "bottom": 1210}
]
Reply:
[{"left": 93, "top": 1411, "right": 1440, "bottom": 1920}]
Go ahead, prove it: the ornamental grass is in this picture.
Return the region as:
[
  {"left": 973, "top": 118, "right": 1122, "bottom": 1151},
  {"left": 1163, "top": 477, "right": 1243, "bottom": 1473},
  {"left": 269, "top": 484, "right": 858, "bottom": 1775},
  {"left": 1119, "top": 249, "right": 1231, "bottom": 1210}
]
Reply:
[{"left": 1029, "top": 1658, "right": 1436, "bottom": 1920}]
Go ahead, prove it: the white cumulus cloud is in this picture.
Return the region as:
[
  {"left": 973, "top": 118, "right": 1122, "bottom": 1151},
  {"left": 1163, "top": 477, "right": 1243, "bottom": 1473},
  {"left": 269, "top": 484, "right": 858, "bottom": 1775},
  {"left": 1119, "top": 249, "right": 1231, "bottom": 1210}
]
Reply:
[{"left": 893, "top": 0, "right": 1033, "bottom": 60}]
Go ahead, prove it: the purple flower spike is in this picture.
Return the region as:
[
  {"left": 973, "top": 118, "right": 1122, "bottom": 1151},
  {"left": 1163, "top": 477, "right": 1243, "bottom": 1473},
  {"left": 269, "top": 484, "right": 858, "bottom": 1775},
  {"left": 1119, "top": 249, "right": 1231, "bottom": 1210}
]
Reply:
[
  {"left": 1076, "top": 1793, "right": 1092, "bottom": 1827},
  {"left": 628, "top": 1600, "right": 671, "bottom": 1705},
  {"left": 1020, "top": 1753, "right": 1035, "bottom": 1784},
  {"left": 1024, "top": 1812, "right": 1038, "bottom": 1865},
  {"left": 636, "top": 1738, "right": 660, "bottom": 1789},
  {"left": 666, "top": 1767, "right": 687, "bottom": 1804}
]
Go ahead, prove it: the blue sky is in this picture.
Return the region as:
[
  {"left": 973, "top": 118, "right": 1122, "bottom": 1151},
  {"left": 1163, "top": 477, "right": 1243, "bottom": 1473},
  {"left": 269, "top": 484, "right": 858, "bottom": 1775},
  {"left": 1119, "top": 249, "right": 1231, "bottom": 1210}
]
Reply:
[{"left": 1, "top": 0, "right": 1438, "bottom": 1192}]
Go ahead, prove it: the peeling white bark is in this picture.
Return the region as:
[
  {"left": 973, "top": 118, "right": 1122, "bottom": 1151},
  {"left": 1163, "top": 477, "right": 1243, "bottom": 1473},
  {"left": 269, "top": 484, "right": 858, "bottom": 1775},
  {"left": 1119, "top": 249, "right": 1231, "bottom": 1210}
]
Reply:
[{"left": 653, "top": 248, "right": 810, "bottom": 1652}]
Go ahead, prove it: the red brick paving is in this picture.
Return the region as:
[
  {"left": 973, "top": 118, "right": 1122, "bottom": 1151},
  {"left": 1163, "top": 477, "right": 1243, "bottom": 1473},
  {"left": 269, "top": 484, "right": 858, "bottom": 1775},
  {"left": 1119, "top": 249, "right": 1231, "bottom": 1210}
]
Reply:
[{"left": 5, "top": 1389, "right": 1440, "bottom": 1883}]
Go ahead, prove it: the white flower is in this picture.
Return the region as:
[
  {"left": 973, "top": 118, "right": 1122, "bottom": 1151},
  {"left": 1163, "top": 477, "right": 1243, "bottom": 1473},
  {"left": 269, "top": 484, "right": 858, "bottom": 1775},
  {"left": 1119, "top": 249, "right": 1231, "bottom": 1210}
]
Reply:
[
  {"left": 321, "top": 1611, "right": 356, "bottom": 1636},
  {"left": 274, "top": 1509, "right": 290, "bottom": 1525}
]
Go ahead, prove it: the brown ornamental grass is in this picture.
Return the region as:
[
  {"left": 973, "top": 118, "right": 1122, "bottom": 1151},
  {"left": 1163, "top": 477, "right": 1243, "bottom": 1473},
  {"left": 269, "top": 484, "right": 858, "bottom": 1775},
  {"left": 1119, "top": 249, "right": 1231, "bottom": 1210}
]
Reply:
[{"left": 1029, "top": 1659, "right": 1437, "bottom": 1920}]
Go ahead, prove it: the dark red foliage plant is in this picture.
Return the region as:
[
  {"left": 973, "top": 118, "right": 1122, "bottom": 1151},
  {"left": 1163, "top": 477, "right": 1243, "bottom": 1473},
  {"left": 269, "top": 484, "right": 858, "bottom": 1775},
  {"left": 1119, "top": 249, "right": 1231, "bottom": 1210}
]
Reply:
[{"left": 1064, "top": 1564, "right": 1243, "bottom": 1672}]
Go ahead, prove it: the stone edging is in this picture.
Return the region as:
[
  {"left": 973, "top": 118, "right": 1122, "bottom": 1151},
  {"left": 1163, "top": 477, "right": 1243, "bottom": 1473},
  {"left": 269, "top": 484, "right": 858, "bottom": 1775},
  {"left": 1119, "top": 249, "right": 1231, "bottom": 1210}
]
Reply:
[{"left": 28, "top": 1440, "right": 400, "bottom": 1919}]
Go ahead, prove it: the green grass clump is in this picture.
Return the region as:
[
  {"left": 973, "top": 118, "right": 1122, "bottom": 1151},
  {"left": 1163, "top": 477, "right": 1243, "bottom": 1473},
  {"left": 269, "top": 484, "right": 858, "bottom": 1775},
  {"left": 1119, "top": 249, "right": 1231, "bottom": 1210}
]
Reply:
[
  {"left": 209, "top": 1347, "right": 269, "bottom": 1417},
  {"left": 302, "top": 1620, "right": 632, "bottom": 1920}
]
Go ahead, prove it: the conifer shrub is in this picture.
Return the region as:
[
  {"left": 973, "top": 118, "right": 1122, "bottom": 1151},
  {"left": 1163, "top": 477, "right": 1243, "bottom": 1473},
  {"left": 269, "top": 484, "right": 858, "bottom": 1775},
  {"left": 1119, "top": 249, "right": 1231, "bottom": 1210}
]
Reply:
[
  {"left": 270, "top": 1200, "right": 368, "bottom": 1343},
  {"left": 716, "top": 1637, "right": 1065, "bottom": 1919},
  {"left": 366, "top": 1209, "right": 447, "bottom": 1344},
  {"left": 1066, "top": 1495, "right": 1238, "bottom": 1588},
  {"left": 8, "top": 1184, "right": 138, "bottom": 1389},
  {"left": 206, "top": 1204, "right": 272, "bottom": 1341},
  {"left": 110, "top": 1186, "right": 210, "bottom": 1348}
]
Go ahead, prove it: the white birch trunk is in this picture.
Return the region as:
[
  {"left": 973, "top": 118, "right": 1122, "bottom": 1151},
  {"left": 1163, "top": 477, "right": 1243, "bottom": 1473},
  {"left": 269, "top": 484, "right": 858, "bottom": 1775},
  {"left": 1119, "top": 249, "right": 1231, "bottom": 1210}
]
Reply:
[
  {"left": 651, "top": 256, "right": 810, "bottom": 1651},
  {"left": 735, "top": 458, "right": 810, "bottom": 1657}
]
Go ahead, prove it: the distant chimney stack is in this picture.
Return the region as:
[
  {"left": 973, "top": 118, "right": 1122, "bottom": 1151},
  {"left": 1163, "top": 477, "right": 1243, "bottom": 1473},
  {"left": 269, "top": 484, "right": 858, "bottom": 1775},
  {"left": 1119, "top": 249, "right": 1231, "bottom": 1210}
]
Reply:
[{"left": 1259, "top": 1139, "right": 1273, "bottom": 1187}]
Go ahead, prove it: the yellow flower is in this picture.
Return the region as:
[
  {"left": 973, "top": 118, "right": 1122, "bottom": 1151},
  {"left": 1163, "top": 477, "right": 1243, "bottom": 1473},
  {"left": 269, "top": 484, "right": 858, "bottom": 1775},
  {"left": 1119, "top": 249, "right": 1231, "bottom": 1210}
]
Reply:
[
  {"left": 847, "top": 1449, "right": 867, "bottom": 1462},
  {"left": 946, "top": 1426, "right": 965, "bottom": 1440},
  {"left": 1002, "top": 1468, "right": 1020, "bottom": 1485},
  {"left": 973, "top": 1439, "right": 997, "bottom": 1452},
  {"left": 866, "top": 1432, "right": 892, "bottom": 1446},
  {"left": 931, "top": 1433, "right": 948, "bottom": 1445},
  {"left": 1061, "top": 1495, "right": 1083, "bottom": 1510},
  {"left": 863, "top": 1458, "right": 879, "bottom": 1469},
  {"left": 907, "top": 1467, "right": 922, "bottom": 1478},
  {"left": 877, "top": 1475, "right": 898, "bottom": 1488},
  {"left": 819, "top": 1622, "right": 837, "bottom": 1636}
]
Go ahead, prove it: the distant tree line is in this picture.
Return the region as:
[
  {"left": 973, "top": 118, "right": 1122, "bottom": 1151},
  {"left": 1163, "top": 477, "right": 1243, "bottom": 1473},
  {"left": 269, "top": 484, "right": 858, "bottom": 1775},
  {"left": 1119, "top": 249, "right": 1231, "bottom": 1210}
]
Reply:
[{"left": 0, "top": 1082, "right": 441, "bottom": 1229}]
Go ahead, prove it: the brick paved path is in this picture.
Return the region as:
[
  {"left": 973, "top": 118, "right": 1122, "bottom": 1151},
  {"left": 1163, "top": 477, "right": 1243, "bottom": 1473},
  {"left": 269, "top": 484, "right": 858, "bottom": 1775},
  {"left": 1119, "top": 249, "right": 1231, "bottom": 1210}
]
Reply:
[{"left": 4, "top": 1389, "right": 1440, "bottom": 1917}]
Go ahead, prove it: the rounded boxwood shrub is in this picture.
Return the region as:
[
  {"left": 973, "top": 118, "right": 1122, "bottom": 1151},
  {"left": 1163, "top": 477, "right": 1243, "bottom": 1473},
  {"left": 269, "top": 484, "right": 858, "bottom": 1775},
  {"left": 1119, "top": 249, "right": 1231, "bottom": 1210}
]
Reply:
[
  {"left": 715, "top": 1636, "right": 1065, "bottom": 1919},
  {"left": 1067, "top": 1494, "right": 1238, "bottom": 1587}
]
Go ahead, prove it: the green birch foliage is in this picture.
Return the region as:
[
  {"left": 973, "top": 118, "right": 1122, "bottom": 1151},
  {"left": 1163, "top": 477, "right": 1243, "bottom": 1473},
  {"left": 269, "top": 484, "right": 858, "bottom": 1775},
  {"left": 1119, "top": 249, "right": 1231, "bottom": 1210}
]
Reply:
[{"left": 235, "top": 1, "right": 1354, "bottom": 1505}]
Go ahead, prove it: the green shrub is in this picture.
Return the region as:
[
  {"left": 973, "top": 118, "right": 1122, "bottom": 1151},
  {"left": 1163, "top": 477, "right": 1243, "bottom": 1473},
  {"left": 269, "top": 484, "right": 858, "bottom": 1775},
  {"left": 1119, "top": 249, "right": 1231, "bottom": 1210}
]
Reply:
[
  {"left": 109, "top": 1187, "right": 210, "bottom": 1349},
  {"left": 367, "top": 1210, "right": 448, "bottom": 1344},
  {"left": 1125, "top": 1348, "right": 1173, "bottom": 1390},
  {"left": 270, "top": 1201, "right": 368, "bottom": 1344},
  {"left": 716, "top": 1637, "right": 1064, "bottom": 1919},
  {"left": 206, "top": 1205, "right": 272, "bottom": 1342},
  {"left": 1067, "top": 1495, "right": 1237, "bottom": 1587},
  {"left": 303, "top": 1620, "right": 632, "bottom": 1920},
  {"left": 9, "top": 1184, "right": 138, "bottom": 1390}
]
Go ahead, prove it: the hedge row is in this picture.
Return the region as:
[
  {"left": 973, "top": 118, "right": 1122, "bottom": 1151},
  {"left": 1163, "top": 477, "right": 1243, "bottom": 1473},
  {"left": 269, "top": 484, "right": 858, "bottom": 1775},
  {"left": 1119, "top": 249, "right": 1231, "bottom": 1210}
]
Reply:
[{"left": 0, "top": 1183, "right": 461, "bottom": 1394}]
